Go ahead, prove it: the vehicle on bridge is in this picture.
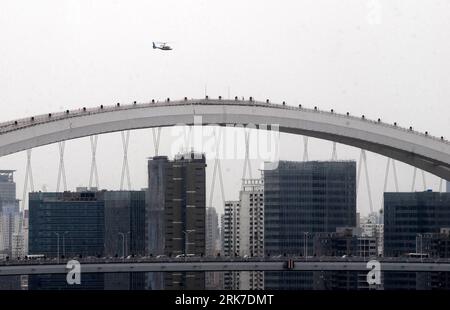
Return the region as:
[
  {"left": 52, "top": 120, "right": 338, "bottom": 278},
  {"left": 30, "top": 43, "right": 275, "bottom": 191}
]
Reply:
[
  {"left": 405, "top": 253, "right": 430, "bottom": 259},
  {"left": 25, "top": 254, "right": 45, "bottom": 260},
  {"left": 175, "top": 254, "right": 196, "bottom": 258}
]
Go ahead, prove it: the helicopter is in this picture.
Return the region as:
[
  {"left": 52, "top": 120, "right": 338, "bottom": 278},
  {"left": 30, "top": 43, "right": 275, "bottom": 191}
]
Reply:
[{"left": 153, "top": 42, "right": 172, "bottom": 51}]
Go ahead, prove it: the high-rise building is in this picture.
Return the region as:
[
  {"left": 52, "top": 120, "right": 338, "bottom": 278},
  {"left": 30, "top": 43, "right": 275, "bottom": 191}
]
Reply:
[
  {"left": 221, "top": 201, "right": 240, "bottom": 290},
  {"left": 29, "top": 191, "right": 105, "bottom": 257},
  {"left": 238, "top": 179, "right": 264, "bottom": 290},
  {"left": 29, "top": 189, "right": 146, "bottom": 258},
  {"left": 383, "top": 191, "right": 450, "bottom": 289},
  {"left": 220, "top": 179, "right": 265, "bottom": 290},
  {"left": 384, "top": 191, "right": 450, "bottom": 257},
  {"left": 221, "top": 201, "right": 240, "bottom": 257},
  {"left": 239, "top": 179, "right": 264, "bottom": 258},
  {"left": 147, "top": 152, "right": 206, "bottom": 290},
  {"left": 205, "top": 207, "right": 222, "bottom": 290},
  {"left": 0, "top": 170, "right": 21, "bottom": 257},
  {"left": 0, "top": 170, "right": 22, "bottom": 289},
  {"left": 28, "top": 189, "right": 146, "bottom": 290},
  {"left": 104, "top": 191, "right": 146, "bottom": 257},
  {"left": 264, "top": 161, "right": 357, "bottom": 289}
]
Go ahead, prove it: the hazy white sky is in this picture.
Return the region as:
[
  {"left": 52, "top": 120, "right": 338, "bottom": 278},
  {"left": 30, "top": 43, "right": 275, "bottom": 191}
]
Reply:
[{"left": 1, "top": 0, "right": 449, "bottom": 216}]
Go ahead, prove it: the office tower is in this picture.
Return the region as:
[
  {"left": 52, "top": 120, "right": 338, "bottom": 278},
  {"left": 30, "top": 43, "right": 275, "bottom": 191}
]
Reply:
[
  {"left": 147, "top": 152, "right": 207, "bottom": 290},
  {"left": 221, "top": 201, "right": 240, "bottom": 290},
  {"left": 104, "top": 191, "right": 146, "bottom": 257},
  {"left": 146, "top": 156, "right": 167, "bottom": 258},
  {"left": 384, "top": 191, "right": 450, "bottom": 289},
  {"left": 29, "top": 191, "right": 105, "bottom": 257},
  {"left": 384, "top": 191, "right": 450, "bottom": 257},
  {"left": 238, "top": 179, "right": 264, "bottom": 290},
  {"left": 264, "top": 161, "right": 357, "bottom": 289},
  {"left": 28, "top": 189, "right": 146, "bottom": 290}
]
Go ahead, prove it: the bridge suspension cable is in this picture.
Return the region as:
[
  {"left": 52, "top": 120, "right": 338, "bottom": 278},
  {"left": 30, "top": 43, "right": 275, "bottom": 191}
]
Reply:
[
  {"left": 120, "top": 131, "right": 131, "bottom": 190},
  {"left": 152, "top": 128, "right": 161, "bottom": 156},
  {"left": 242, "top": 129, "right": 253, "bottom": 180},
  {"left": 21, "top": 149, "right": 34, "bottom": 212},
  {"left": 208, "top": 128, "right": 226, "bottom": 209},
  {"left": 302, "top": 136, "right": 309, "bottom": 161},
  {"left": 381, "top": 158, "right": 399, "bottom": 210},
  {"left": 357, "top": 149, "right": 374, "bottom": 213},
  {"left": 331, "top": 142, "right": 338, "bottom": 161},
  {"left": 411, "top": 167, "right": 427, "bottom": 191},
  {"left": 56, "top": 142, "right": 67, "bottom": 192},
  {"left": 89, "top": 135, "right": 99, "bottom": 189}
]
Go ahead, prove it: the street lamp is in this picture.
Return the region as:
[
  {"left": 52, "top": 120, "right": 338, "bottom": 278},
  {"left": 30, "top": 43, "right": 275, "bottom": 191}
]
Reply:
[
  {"left": 118, "top": 231, "right": 131, "bottom": 258},
  {"left": 53, "top": 232, "right": 60, "bottom": 264},
  {"left": 304, "top": 232, "right": 309, "bottom": 261},
  {"left": 182, "top": 230, "right": 194, "bottom": 260},
  {"left": 415, "top": 233, "right": 424, "bottom": 262},
  {"left": 62, "top": 231, "right": 70, "bottom": 258},
  {"left": 126, "top": 231, "right": 131, "bottom": 256},
  {"left": 118, "top": 232, "right": 125, "bottom": 258}
]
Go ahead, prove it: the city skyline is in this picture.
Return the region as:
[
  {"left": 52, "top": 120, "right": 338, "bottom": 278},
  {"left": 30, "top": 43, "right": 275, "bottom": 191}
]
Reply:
[
  {"left": 0, "top": 0, "right": 450, "bottom": 297},
  {"left": 2, "top": 1, "right": 450, "bottom": 217}
]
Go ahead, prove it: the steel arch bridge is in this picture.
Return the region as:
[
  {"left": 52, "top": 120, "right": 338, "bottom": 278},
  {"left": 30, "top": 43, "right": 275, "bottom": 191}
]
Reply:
[{"left": 0, "top": 98, "right": 449, "bottom": 180}]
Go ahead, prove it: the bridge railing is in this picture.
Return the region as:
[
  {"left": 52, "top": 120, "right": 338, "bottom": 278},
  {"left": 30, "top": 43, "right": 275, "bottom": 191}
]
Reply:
[{"left": 0, "top": 98, "right": 447, "bottom": 145}]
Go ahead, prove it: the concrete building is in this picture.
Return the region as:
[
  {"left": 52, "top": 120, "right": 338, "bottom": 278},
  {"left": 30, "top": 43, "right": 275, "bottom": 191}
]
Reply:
[
  {"left": 221, "top": 201, "right": 240, "bottom": 290},
  {"left": 360, "top": 212, "right": 384, "bottom": 256},
  {"left": 0, "top": 171, "right": 21, "bottom": 257},
  {"left": 147, "top": 152, "right": 207, "bottom": 290},
  {"left": 30, "top": 189, "right": 146, "bottom": 253},
  {"left": 0, "top": 170, "right": 23, "bottom": 289},
  {"left": 264, "top": 161, "right": 357, "bottom": 290},
  {"left": 221, "top": 201, "right": 240, "bottom": 257},
  {"left": 238, "top": 179, "right": 264, "bottom": 290}
]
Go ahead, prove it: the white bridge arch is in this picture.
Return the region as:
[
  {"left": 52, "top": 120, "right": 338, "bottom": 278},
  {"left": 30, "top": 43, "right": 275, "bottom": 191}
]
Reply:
[{"left": 0, "top": 98, "right": 449, "bottom": 180}]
